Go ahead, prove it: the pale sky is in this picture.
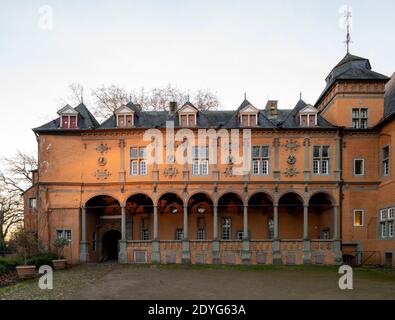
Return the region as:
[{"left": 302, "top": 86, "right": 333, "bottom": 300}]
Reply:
[{"left": 0, "top": 0, "right": 394, "bottom": 159}]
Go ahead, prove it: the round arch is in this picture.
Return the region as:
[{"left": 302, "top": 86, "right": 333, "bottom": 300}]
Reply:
[
  {"left": 308, "top": 192, "right": 336, "bottom": 206},
  {"left": 83, "top": 194, "right": 121, "bottom": 208}
]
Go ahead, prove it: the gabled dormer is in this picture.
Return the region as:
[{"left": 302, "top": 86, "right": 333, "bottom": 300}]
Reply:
[
  {"left": 298, "top": 104, "right": 318, "bottom": 127},
  {"left": 115, "top": 105, "right": 135, "bottom": 128},
  {"left": 239, "top": 103, "right": 259, "bottom": 126},
  {"left": 57, "top": 105, "right": 79, "bottom": 129},
  {"left": 178, "top": 102, "right": 198, "bottom": 127}
]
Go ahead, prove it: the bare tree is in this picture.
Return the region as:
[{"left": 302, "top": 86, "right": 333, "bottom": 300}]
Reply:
[
  {"left": 1, "top": 151, "right": 37, "bottom": 194},
  {"left": 0, "top": 151, "right": 37, "bottom": 243},
  {"left": 193, "top": 88, "right": 220, "bottom": 111},
  {"left": 90, "top": 85, "right": 129, "bottom": 119},
  {"left": 0, "top": 182, "right": 24, "bottom": 244}
]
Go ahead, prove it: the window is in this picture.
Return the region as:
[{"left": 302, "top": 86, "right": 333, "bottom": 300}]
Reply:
[
  {"left": 179, "top": 113, "right": 196, "bottom": 127},
  {"left": 56, "top": 229, "right": 72, "bottom": 242},
  {"left": 382, "top": 146, "right": 390, "bottom": 176},
  {"left": 175, "top": 228, "right": 183, "bottom": 240},
  {"left": 379, "top": 207, "right": 395, "bottom": 239},
  {"left": 240, "top": 113, "right": 258, "bottom": 126},
  {"left": 237, "top": 231, "right": 244, "bottom": 241},
  {"left": 117, "top": 114, "right": 134, "bottom": 128},
  {"left": 28, "top": 198, "right": 37, "bottom": 209},
  {"left": 141, "top": 218, "right": 149, "bottom": 240},
  {"left": 353, "top": 210, "right": 364, "bottom": 227},
  {"left": 322, "top": 229, "right": 330, "bottom": 240},
  {"left": 92, "top": 232, "right": 96, "bottom": 251},
  {"left": 252, "top": 146, "right": 270, "bottom": 175},
  {"left": 352, "top": 108, "right": 368, "bottom": 129},
  {"left": 299, "top": 113, "right": 317, "bottom": 127},
  {"left": 192, "top": 146, "right": 209, "bottom": 176},
  {"left": 130, "top": 147, "right": 147, "bottom": 175},
  {"left": 197, "top": 228, "right": 205, "bottom": 240},
  {"left": 61, "top": 115, "right": 78, "bottom": 129},
  {"left": 353, "top": 159, "right": 365, "bottom": 176},
  {"left": 313, "top": 145, "right": 330, "bottom": 175},
  {"left": 222, "top": 218, "right": 232, "bottom": 240}
]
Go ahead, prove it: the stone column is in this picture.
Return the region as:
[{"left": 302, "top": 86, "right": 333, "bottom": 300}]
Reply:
[
  {"left": 272, "top": 204, "right": 281, "bottom": 264},
  {"left": 331, "top": 205, "right": 342, "bottom": 264},
  {"left": 303, "top": 205, "right": 309, "bottom": 240},
  {"left": 152, "top": 205, "right": 160, "bottom": 264},
  {"left": 79, "top": 205, "right": 89, "bottom": 262},
  {"left": 182, "top": 204, "right": 191, "bottom": 264},
  {"left": 302, "top": 204, "right": 311, "bottom": 264},
  {"left": 242, "top": 205, "right": 251, "bottom": 264},
  {"left": 118, "top": 206, "right": 127, "bottom": 264},
  {"left": 212, "top": 204, "right": 220, "bottom": 264}
]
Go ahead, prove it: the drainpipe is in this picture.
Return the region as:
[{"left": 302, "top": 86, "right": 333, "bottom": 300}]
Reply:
[{"left": 339, "top": 128, "right": 344, "bottom": 245}]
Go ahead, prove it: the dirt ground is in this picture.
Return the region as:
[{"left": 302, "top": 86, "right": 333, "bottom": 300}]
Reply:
[{"left": 1, "top": 263, "right": 395, "bottom": 300}]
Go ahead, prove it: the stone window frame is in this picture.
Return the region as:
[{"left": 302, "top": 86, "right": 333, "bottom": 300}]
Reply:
[
  {"left": 129, "top": 146, "right": 147, "bottom": 176},
  {"left": 381, "top": 144, "right": 390, "bottom": 177},
  {"left": 191, "top": 146, "right": 209, "bottom": 176},
  {"left": 378, "top": 206, "right": 395, "bottom": 240},
  {"left": 351, "top": 107, "right": 368, "bottom": 129},
  {"left": 312, "top": 144, "right": 331, "bottom": 176},
  {"left": 175, "top": 228, "right": 183, "bottom": 241},
  {"left": 28, "top": 197, "right": 37, "bottom": 209},
  {"left": 56, "top": 228, "right": 72, "bottom": 243},
  {"left": 251, "top": 145, "right": 270, "bottom": 176},
  {"left": 353, "top": 157, "right": 365, "bottom": 176},
  {"left": 221, "top": 217, "right": 232, "bottom": 240},
  {"left": 353, "top": 209, "right": 364, "bottom": 227}
]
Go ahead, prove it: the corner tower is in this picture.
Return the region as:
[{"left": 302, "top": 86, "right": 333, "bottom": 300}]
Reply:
[{"left": 315, "top": 53, "right": 390, "bottom": 128}]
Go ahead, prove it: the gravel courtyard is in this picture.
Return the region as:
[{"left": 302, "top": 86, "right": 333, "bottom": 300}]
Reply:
[{"left": 1, "top": 263, "right": 395, "bottom": 300}]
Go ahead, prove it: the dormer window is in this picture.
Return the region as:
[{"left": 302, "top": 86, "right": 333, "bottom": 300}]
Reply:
[
  {"left": 61, "top": 115, "right": 78, "bottom": 128},
  {"left": 115, "top": 105, "right": 135, "bottom": 128},
  {"left": 239, "top": 103, "right": 259, "bottom": 127},
  {"left": 57, "top": 105, "right": 79, "bottom": 129},
  {"left": 298, "top": 104, "right": 318, "bottom": 127},
  {"left": 178, "top": 102, "right": 198, "bottom": 127}
]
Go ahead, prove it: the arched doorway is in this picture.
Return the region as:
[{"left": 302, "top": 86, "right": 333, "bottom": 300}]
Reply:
[
  {"left": 84, "top": 195, "right": 121, "bottom": 262},
  {"left": 217, "top": 193, "right": 244, "bottom": 240},
  {"left": 157, "top": 193, "right": 184, "bottom": 240},
  {"left": 278, "top": 193, "right": 304, "bottom": 239},
  {"left": 248, "top": 193, "right": 274, "bottom": 240},
  {"left": 188, "top": 193, "right": 213, "bottom": 240},
  {"left": 102, "top": 230, "right": 121, "bottom": 261},
  {"left": 126, "top": 194, "right": 154, "bottom": 241},
  {"left": 308, "top": 193, "right": 334, "bottom": 240}
]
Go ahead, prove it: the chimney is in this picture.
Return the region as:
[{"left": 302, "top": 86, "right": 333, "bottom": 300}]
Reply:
[
  {"left": 169, "top": 101, "right": 178, "bottom": 115},
  {"left": 266, "top": 100, "right": 278, "bottom": 119}
]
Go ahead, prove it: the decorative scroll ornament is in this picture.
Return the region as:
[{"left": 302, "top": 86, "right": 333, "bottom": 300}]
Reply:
[
  {"left": 283, "top": 139, "right": 300, "bottom": 153},
  {"left": 96, "top": 143, "right": 110, "bottom": 154},
  {"left": 283, "top": 167, "right": 299, "bottom": 177},
  {"left": 98, "top": 157, "right": 107, "bottom": 166},
  {"left": 224, "top": 166, "right": 234, "bottom": 177},
  {"left": 94, "top": 169, "right": 111, "bottom": 180},
  {"left": 287, "top": 155, "right": 296, "bottom": 165},
  {"left": 164, "top": 166, "right": 178, "bottom": 178}
]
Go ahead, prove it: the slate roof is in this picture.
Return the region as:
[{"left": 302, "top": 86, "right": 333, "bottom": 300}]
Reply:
[
  {"left": 315, "top": 53, "right": 390, "bottom": 107},
  {"left": 33, "top": 103, "right": 100, "bottom": 132},
  {"left": 33, "top": 53, "right": 394, "bottom": 133}
]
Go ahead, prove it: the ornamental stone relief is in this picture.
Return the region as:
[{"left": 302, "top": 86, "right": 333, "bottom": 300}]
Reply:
[
  {"left": 283, "top": 167, "right": 299, "bottom": 177},
  {"left": 96, "top": 143, "right": 110, "bottom": 154},
  {"left": 283, "top": 139, "right": 300, "bottom": 153},
  {"left": 164, "top": 166, "right": 178, "bottom": 178},
  {"left": 94, "top": 169, "right": 111, "bottom": 180}
]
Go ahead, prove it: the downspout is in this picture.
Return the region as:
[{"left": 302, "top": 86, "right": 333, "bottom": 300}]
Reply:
[{"left": 339, "top": 127, "right": 344, "bottom": 245}]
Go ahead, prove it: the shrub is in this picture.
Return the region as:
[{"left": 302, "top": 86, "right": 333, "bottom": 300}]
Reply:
[
  {"left": 13, "top": 230, "right": 39, "bottom": 265},
  {"left": 0, "top": 256, "right": 23, "bottom": 272},
  {"left": 53, "top": 238, "right": 69, "bottom": 259},
  {"left": 27, "top": 253, "right": 58, "bottom": 268}
]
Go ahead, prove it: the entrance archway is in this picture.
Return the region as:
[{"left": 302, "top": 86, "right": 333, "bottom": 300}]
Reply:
[{"left": 102, "top": 230, "right": 121, "bottom": 261}]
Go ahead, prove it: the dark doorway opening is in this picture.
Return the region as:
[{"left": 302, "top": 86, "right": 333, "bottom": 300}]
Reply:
[{"left": 102, "top": 230, "right": 121, "bottom": 261}]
